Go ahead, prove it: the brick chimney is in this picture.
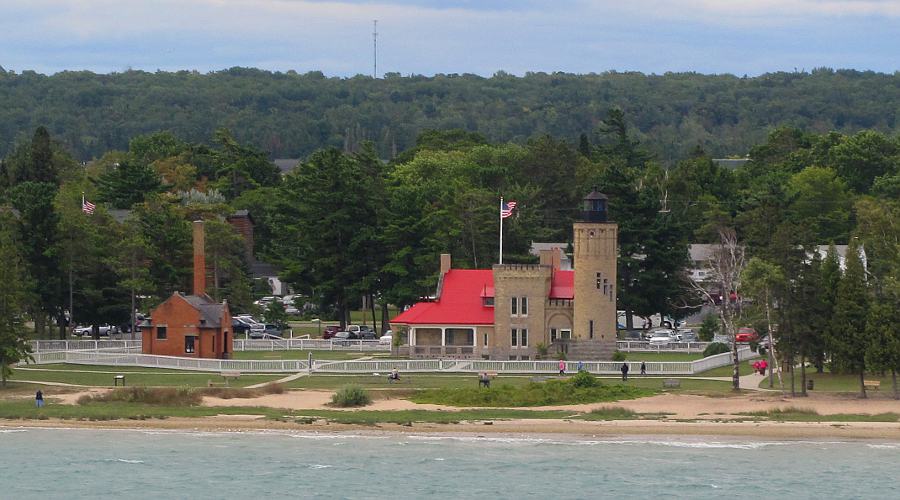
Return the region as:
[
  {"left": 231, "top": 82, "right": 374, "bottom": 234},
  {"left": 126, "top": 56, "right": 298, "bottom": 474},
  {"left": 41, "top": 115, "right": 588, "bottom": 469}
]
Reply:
[
  {"left": 193, "top": 220, "right": 206, "bottom": 296},
  {"left": 440, "top": 253, "right": 452, "bottom": 275}
]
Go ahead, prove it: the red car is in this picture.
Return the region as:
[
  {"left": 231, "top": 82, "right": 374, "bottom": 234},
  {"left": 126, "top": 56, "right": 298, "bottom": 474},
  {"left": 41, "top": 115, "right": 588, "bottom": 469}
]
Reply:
[
  {"left": 735, "top": 327, "right": 759, "bottom": 343},
  {"left": 322, "top": 325, "right": 340, "bottom": 339}
]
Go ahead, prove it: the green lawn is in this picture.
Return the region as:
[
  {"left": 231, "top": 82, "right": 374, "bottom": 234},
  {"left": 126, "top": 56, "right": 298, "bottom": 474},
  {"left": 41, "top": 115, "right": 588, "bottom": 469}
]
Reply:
[
  {"left": 231, "top": 350, "right": 390, "bottom": 361},
  {"left": 10, "top": 365, "right": 281, "bottom": 388},
  {"left": 621, "top": 352, "right": 704, "bottom": 362},
  {"left": 696, "top": 359, "right": 760, "bottom": 377},
  {"left": 285, "top": 373, "right": 735, "bottom": 394}
]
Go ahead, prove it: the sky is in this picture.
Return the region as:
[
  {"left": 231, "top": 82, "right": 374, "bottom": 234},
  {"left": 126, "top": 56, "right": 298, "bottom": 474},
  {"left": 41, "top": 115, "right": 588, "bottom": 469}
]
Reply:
[{"left": 1, "top": 0, "right": 899, "bottom": 76}]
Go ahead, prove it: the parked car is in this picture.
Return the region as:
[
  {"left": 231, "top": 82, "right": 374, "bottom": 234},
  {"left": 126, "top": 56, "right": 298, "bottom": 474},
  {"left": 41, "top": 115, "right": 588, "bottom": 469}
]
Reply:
[
  {"left": 735, "top": 327, "right": 759, "bottom": 343},
  {"left": 620, "top": 330, "right": 643, "bottom": 341},
  {"left": 322, "top": 325, "right": 340, "bottom": 339},
  {"left": 232, "top": 318, "right": 252, "bottom": 336},
  {"left": 649, "top": 335, "right": 672, "bottom": 346},
  {"left": 236, "top": 315, "right": 265, "bottom": 333},
  {"left": 262, "top": 324, "right": 284, "bottom": 338},
  {"left": 379, "top": 334, "right": 393, "bottom": 345},
  {"left": 74, "top": 324, "right": 118, "bottom": 337},
  {"left": 284, "top": 305, "right": 300, "bottom": 315},
  {"left": 332, "top": 331, "right": 359, "bottom": 345}
]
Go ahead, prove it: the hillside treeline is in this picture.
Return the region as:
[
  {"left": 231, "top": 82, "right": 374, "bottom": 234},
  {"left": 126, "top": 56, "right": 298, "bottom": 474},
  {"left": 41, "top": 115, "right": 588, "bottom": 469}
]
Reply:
[
  {"left": 2, "top": 111, "right": 899, "bottom": 394},
  {"left": 2, "top": 67, "right": 900, "bottom": 161}
]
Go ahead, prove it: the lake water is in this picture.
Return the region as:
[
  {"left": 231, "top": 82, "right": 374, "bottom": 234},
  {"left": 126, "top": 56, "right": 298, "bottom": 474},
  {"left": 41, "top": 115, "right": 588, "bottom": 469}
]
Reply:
[{"left": 1, "top": 427, "right": 898, "bottom": 499}]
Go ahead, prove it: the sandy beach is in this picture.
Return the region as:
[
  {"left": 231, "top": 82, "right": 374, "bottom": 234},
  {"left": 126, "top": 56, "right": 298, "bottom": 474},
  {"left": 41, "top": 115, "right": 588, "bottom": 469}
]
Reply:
[{"left": 6, "top": 388, "right": 899, "bottom": 440}]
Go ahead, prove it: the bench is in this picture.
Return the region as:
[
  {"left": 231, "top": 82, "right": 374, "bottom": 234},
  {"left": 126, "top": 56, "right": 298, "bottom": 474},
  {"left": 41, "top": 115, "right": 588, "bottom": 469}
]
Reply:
[
  {"left": 662, "top": 379, "right": 681, "bottom": 389},
  {"left": 114, "top": 375, "right": 125, "bottom": 387},
  {"left": 864, "top": 380, "right": 880, "bottom": 391},
  {"left": 208, "top": 371, "right": 241, "bottom": 387}
]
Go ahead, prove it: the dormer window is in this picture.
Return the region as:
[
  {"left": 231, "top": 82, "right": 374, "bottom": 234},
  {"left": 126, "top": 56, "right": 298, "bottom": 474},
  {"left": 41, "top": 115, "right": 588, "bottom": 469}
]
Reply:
[{"left": 482, "top": 297, "right": 494, "bottom": 307}]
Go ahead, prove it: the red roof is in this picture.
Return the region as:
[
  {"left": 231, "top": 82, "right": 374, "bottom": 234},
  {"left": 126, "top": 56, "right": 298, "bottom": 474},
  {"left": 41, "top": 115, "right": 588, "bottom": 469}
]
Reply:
[
  {"left": 392, "top": 269, "right": 574, "bottom": 326},
  {"left": 549, "top": 271, "right": 574, "bottom": 299}
]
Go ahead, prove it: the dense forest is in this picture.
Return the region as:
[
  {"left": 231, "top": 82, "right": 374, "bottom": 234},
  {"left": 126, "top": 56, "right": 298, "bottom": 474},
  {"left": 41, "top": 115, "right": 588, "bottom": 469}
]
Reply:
[{"left": 2, "top": 67, "right": 900, "bottom": 162}]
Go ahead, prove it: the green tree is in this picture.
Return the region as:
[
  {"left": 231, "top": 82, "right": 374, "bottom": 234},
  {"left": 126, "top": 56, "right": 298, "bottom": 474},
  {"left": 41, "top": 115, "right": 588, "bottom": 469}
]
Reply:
[
  {"left": 828, "top": 240, "right": 871, "bottom": 397},
  {"left": 0, "top": 215, "right": 33, "bottom": 387},
  {"left": 698, "top": 314, "right": 719, "bottom": 342},
  {"left": 865, "top": 302, "right": 900, "bottom": 399},
  {"left": 741, "top": 257, "right": 785, "bottom": 389},
  {"left": 9, "top": 181, "right": 64, "bottom": 338},
  {"left": 276, "top": 148, "right": 374, "bottom": 326},
  {"left": 95, "top": 160, "right": 163, "bottom": 209},
  {"left": 785, "top": 166, "right": 853, "bottom": 242}
]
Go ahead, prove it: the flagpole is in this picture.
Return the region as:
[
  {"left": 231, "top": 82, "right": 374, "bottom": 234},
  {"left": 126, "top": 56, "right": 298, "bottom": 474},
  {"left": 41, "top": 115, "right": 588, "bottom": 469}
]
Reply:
[{"left": 499, "top": 196, "right": 504, "bottom": 265}]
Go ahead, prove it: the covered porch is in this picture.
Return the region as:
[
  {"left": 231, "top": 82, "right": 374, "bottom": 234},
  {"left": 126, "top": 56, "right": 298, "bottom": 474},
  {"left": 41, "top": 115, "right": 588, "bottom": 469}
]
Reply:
[{"left": 407, "top": 326, "right": 478, "bottom": 358}]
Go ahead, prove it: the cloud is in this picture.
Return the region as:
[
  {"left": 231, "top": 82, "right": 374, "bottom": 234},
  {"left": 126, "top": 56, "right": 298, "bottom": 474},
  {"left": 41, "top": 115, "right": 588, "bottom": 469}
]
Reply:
[{"left": 0, "top": 0, "right": 897, "bottom": 75}]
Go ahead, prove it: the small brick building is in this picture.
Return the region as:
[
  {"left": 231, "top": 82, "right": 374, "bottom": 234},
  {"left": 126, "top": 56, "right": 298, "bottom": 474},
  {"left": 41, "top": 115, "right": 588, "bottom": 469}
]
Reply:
[{"left": 142, "top": 220, "right": 233, "bottom": 359}]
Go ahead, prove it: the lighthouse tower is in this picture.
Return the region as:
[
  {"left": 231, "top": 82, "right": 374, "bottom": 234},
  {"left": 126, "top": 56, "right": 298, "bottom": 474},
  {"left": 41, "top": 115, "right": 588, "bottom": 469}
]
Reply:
[{"left": 572, "top": 189, "right": 618, "bottom": 350}]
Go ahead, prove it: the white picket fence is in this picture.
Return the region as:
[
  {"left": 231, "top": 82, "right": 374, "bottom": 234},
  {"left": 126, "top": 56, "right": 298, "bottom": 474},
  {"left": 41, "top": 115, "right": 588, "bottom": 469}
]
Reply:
[
  {"left": 32, "top": 339, "right": 711, "bottom": 354},
  {"left": 615, "top": 341, "right": 711, "bottom": 352},
  {"left": 28, "top": 347, "right": 754, "bottom": 375},
  {"left": 30, "top": 339, "right": 389, "bottom": 353}
]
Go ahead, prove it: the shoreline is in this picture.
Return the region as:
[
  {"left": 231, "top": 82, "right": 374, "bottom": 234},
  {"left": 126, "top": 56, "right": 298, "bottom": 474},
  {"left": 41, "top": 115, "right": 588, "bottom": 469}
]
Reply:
[{"left": 5, "top": 416, "right": 900, "bottom": 441}]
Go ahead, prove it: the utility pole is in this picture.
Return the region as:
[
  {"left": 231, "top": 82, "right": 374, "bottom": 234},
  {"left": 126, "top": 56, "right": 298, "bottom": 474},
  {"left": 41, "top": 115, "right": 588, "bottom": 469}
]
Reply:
[{"left": 373, "top": 20, "right": 378, "bottom": 78}]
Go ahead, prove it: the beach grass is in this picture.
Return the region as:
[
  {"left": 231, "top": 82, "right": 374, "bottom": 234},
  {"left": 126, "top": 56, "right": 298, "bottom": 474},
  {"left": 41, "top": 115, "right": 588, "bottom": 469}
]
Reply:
[
  {"left": 736, "top": 407, "right": 900, "bottom": 422},
  {"left": 10, "top": 365, "right": 282, "bottom": 388},
  {"left": 411, "top": 373, "right": 655, "bottom": 407},
  {"left": 580, "top": 407, "right": 674, "bottom": 420}
]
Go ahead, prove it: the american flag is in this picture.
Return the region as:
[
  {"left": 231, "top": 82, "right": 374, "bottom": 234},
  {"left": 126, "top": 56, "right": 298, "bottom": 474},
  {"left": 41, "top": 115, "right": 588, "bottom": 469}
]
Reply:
[
  {"left": 500, "top": 200, "right": 517, "bottom": 219},
  {"left": 82, "top": 197, "right": 96, "bottom": 215}
]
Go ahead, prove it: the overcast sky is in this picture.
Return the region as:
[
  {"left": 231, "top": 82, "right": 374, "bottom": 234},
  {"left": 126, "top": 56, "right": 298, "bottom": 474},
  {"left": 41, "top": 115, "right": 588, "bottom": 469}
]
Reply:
[{"left": 1, "top": 0, "right": 898, "bottom": 76}]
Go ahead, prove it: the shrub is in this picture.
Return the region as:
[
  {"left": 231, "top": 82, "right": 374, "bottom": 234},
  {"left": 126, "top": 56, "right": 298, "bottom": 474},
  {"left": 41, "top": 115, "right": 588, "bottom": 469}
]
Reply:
[
  {"left": 611, "top": 350, "right": 626, "bottom": 362},
  {"left": 79, "top": 387, "right": 201, "bottom": 406},
  {"left": 330, "top": 385, "right": 371, "bottom": 407},
  {"left": 571, "top": 370, "right": 601, "bottom": 388},
  {"left": 703, "top": 342, "right": 731, "bottom": 357}
]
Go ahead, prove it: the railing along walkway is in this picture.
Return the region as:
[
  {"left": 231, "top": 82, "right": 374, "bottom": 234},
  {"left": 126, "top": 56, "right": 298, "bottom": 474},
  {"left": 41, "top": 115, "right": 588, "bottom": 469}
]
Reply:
[{"left": 29, "top": 347, "right": 754, "bottom": 375}]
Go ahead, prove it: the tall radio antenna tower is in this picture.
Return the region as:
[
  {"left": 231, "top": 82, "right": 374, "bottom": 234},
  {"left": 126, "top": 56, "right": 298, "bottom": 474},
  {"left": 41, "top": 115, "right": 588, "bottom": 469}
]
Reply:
[{"left": 372, "top": 20, "right": 378, "bottom": 78}]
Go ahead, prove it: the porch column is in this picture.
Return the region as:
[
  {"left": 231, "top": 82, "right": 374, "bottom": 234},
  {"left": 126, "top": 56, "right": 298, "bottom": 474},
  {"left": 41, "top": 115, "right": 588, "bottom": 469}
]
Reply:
[
  {"left": 471, "top": 328, "right": 476, "bottom": 347},
  {"left": 441, "top": 327, "right": 446, "bottom": 346},
  {"left": 410, "top": 328, "right": 416, "bottom": 346}
]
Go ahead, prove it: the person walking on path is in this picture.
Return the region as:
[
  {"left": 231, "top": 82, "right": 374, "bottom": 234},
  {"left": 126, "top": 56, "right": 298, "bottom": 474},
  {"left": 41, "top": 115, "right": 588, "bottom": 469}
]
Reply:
[
  {"left": 577, "top": 360, "right": 584, "bottom": 372},
  {"left": 35, "top": 390, "right": 44, "bottom": 408},
  {"left": 640, "top": 361, "right": 646, "bottom": 375},
  {"left": 621, "top": 362, "right": 629, "bottom": 381},
  {"left": 558, "top": 359, "right": 566, "bottom": 376}
]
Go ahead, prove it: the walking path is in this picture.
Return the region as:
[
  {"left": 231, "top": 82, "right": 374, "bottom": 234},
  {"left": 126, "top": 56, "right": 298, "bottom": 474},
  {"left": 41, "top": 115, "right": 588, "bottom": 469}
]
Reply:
[{"left": 245, "top": 355, "right": 377, "bottom": 389}]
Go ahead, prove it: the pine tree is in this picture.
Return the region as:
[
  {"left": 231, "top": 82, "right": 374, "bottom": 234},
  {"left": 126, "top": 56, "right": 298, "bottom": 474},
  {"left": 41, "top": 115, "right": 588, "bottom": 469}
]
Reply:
[
  {"left": 828, "top": 240, "right": 871, "bottom": 397},
  {"left": 0, "top": 217, "right": 33, "bottom": 387},
  {"left": 865, "top": 302, "right": 900, "bottom": 399}
]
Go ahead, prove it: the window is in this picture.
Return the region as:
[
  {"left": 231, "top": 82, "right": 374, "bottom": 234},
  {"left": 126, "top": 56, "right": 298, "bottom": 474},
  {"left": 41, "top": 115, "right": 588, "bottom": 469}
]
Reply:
[
  {"left": 483, "top": 333, "right": 489, "bottom": 347},
  {"left": 603, "top": 278, "right": 609, "bottom": 295},
  {"left": 184, "top": 336, "right": 195, "bottom": 354},
  {"left": 483, "top": 297, "right": 494, "bottom": 307},
  {"left": 511, "top": 297, "right": 517, "bottom": 315},
  {"left": 589, "top": 320, "right": 594, "bottom": 339},
  {"left": 560, "top": 329, "right": 572, "bottom": 340},
  {"left": 156, "top": 326, "right": 167, "bottom": 340},
  {"left": 550, "top": 328, "right": 558, "bottom": 342},
  {"left": 609, "top": 286, "right": 614, "bottom": 302},
  {"left": 509, "top": 355, "right": 518, "bottom": 360},
  {"left": 511, "top": 328, "right": 518, "bottom": 347},
  {"left": 520, "top": 328, "right": 528, "bottom": 347},
  {"left": 596, "top": 272, "right": 602, "bottom": 289},
  {"left": 520, "top": 297, "right": 528, "bottom": 316}
]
